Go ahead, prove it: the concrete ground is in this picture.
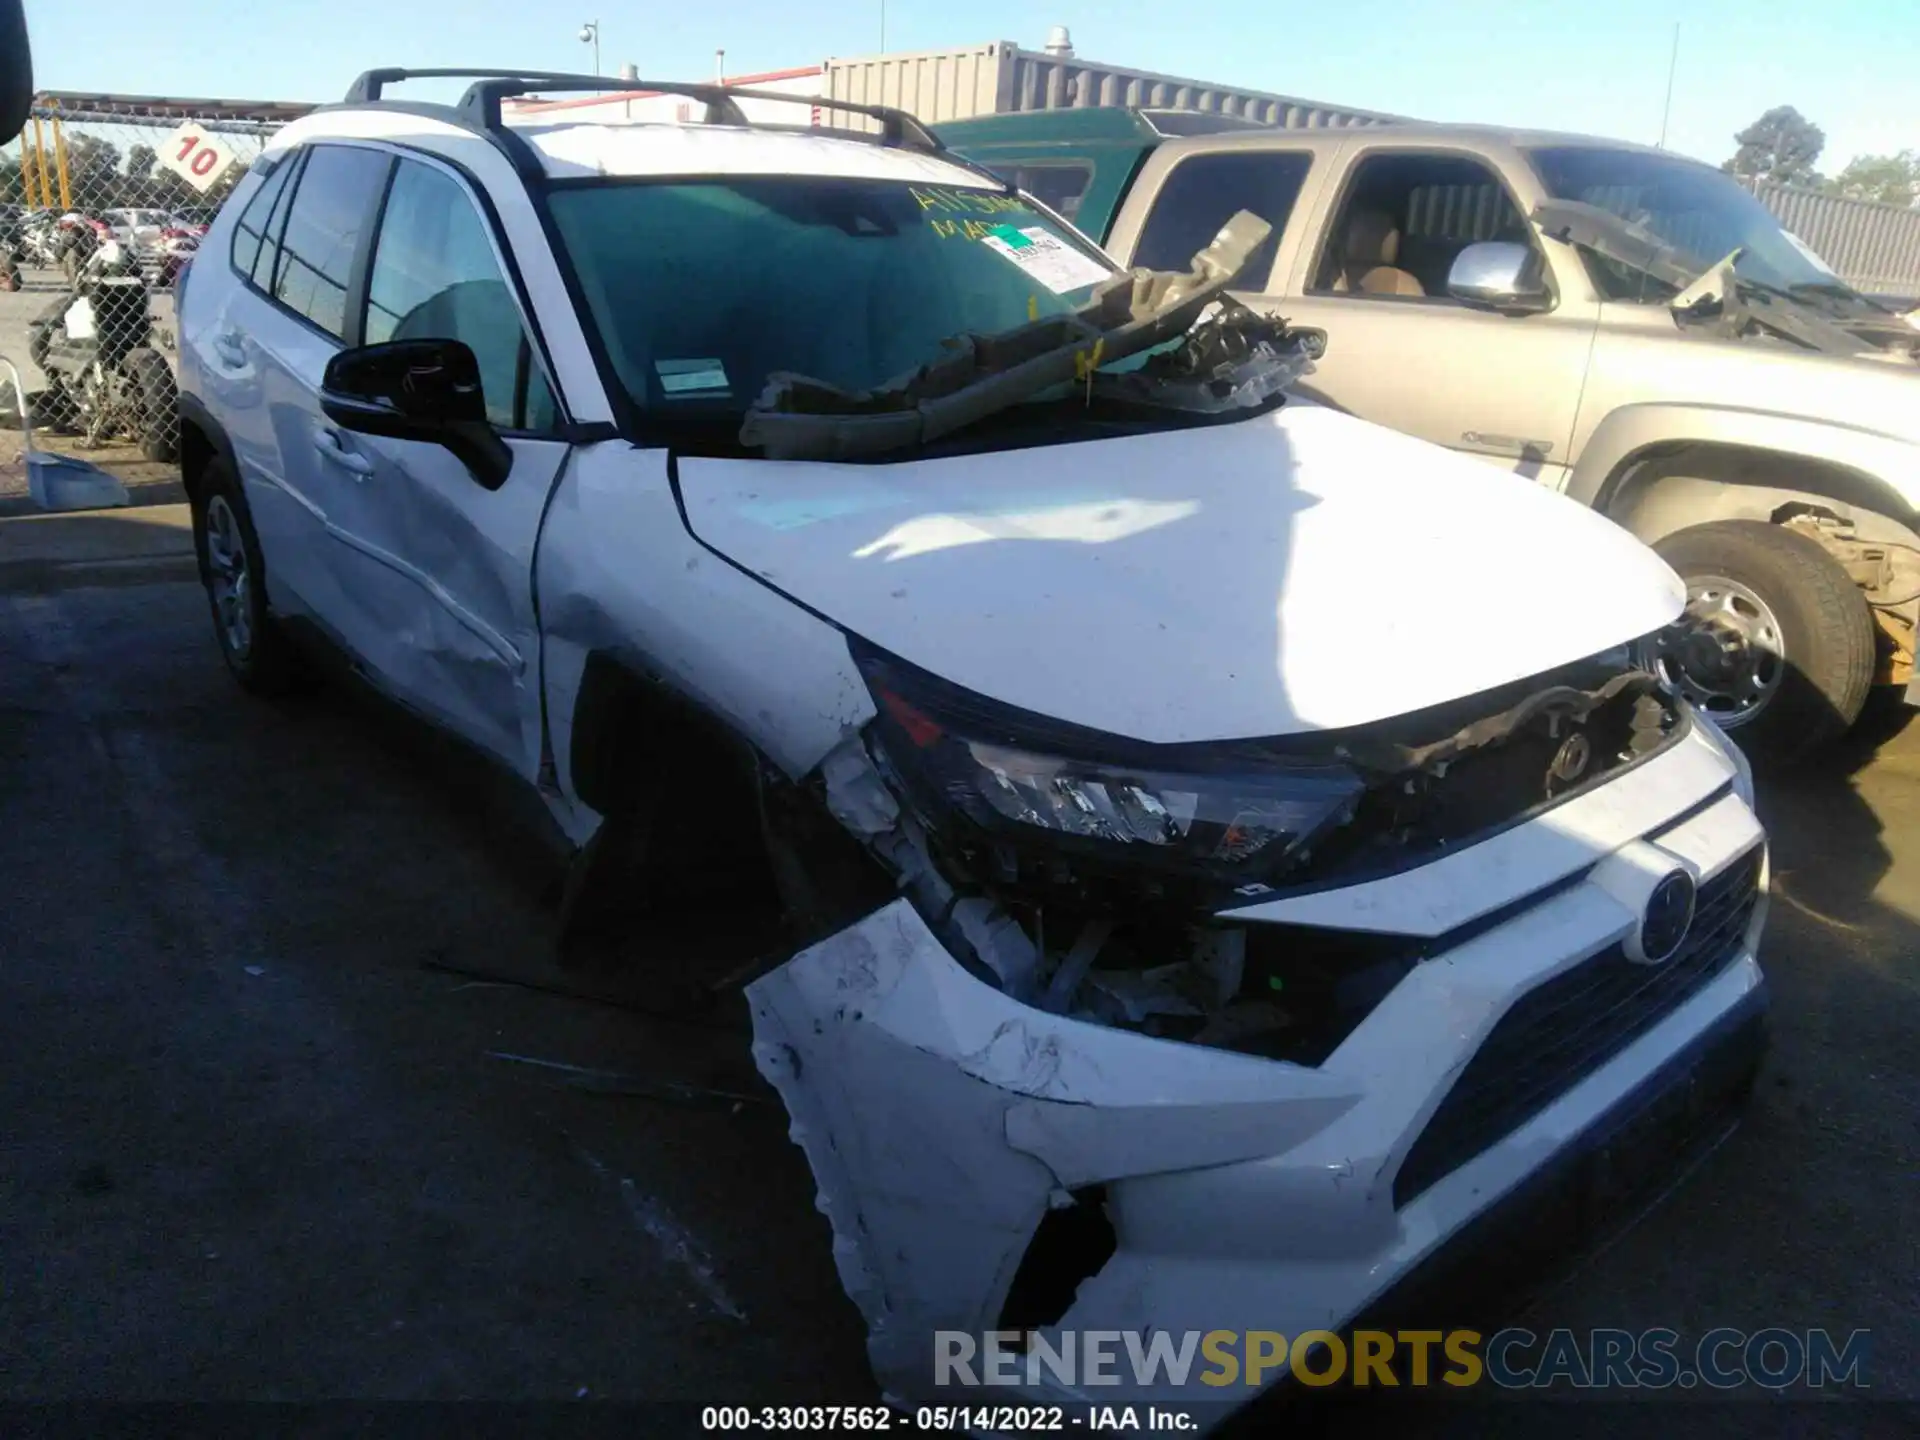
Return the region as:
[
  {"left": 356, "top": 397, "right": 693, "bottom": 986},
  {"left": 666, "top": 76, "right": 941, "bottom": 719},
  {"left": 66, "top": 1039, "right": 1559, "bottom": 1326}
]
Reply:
[{"left": 1, "top": 560, "right": 1915, "bottom": 1428}]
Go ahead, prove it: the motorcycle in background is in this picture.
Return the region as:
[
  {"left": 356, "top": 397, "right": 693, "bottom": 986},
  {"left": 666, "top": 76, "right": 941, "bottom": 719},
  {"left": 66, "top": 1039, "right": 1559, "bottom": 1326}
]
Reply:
[
  {"left": 0, "top": 206, "right": 21, "bottom": 291},
  {"left": 19, "top": 211, "right": 63, "bottom": 269},
  {"left": 26, "top": 237, "right": 179, "bottom": 461},
  {"left": 143, "top": 223, "right": 201, "bottom": 289},
  {"left": 52, "top": 213, "right": 114, "bottom": 289}
]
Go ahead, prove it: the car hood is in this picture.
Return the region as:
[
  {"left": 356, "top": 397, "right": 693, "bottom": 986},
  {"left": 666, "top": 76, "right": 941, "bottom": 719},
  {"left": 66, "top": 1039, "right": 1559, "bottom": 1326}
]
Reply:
[{"left": 676, "top": 404, "right": 1684, "bottom": 745}]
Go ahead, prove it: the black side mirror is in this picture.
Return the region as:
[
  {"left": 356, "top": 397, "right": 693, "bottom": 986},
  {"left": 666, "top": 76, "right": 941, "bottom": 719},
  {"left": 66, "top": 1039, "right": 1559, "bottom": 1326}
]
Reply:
[{"left": 320, "top": 339, "right": 513, "bottom": 490}]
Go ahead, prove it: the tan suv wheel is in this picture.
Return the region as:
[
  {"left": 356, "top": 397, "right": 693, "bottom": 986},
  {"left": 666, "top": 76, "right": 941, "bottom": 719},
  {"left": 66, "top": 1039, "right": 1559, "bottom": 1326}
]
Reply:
[{"left": 1639, "top": 520, "right": 1874, "bottom": 766}]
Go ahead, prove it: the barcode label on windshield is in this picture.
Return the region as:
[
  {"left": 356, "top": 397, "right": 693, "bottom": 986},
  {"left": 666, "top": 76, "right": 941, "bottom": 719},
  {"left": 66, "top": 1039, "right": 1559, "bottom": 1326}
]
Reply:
[
  {"left": 981, "top": 225, "right": 1110, "bottom": 295},
  {"left": 656, "top": 358, "right": 731, "bottom": 396}
]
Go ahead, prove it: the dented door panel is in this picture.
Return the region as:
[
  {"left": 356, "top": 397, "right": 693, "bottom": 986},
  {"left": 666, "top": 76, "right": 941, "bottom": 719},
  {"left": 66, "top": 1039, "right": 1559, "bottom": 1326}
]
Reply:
[{"left": 317, "top": 431, "right": 568, "bottom": 777}]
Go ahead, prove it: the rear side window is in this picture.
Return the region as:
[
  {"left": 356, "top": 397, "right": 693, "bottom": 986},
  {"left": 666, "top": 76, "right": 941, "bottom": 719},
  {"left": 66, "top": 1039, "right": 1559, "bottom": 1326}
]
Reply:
[
  {"left": 251, "top": 153, "right": 303, "bottom": 291},
  {"left": 228, "top": 158, "right": 294, "bottom": 281},
  {"left": 1133, "top": 150, "right": 1312, "bottom": 287},
  {"left": 993, "top": 164, "right": 1094, "bottom": 224},
  {"left": 270, "top": 144, "right": 392, "bottom": 340}
]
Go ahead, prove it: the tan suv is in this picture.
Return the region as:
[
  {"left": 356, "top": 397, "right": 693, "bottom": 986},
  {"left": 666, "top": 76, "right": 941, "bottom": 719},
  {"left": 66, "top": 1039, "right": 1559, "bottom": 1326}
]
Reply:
[{"left": 944, "top": 114, "right": 1920, "bottom": 761}]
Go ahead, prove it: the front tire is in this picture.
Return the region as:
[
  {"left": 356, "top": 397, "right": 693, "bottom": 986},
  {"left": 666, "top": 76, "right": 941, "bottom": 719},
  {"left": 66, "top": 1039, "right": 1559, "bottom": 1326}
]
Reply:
[
  {"left": 123, "top": 348, "right": 179, "bottom": 462},
  {"left": 1642, "top": 520, "right": 1874, "bottom": 766},
  {"left": 194, "top": 457, "right": 307, "bottom": 697}
]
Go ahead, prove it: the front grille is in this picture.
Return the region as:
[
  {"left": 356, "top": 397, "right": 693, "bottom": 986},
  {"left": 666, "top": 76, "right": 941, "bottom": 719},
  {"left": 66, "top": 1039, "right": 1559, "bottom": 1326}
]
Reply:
[{"left": 1393, "top": 846, "right": 1763, "bottom": 1207}]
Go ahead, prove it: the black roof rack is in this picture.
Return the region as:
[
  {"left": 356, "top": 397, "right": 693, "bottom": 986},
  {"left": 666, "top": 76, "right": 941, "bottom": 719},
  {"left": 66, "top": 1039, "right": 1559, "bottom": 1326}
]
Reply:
[{"left": 341, "top": 68, "right": 946, "bottom": 154}]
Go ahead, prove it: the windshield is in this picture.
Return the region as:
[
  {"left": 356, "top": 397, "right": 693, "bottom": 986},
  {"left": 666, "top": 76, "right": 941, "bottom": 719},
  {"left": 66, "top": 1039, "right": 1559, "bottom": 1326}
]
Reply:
[
  {"left": 1527, "top": 146, "right": 1854, "bottom": 302},
  {"left": 548, "top": 177, "right": 1116, "bottom": 417}
]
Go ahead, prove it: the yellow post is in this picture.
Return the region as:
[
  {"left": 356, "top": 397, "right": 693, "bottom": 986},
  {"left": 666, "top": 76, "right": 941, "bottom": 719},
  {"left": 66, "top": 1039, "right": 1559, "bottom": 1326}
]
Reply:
[
  {"left": 18, "top": 131, "right": 37, "bottom": 208},
  {"left": 29, "top": 114, "right": 52, "bottom": 212},
  {"left": 50, "top": 113, "right": 72, "bottom": 211}
]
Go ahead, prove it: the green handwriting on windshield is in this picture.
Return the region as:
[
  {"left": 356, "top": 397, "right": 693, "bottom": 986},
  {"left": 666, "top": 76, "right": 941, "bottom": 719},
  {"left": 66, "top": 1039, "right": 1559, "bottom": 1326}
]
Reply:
[
  {"left": 909, "top": 186, "right": 1032, "bottom": 217},
  {"left": 911, "top": 187, "right": 1037, "bottom": 242},
  {"left": 930, "top": 217, "right": 1011, "bottom": 240}
]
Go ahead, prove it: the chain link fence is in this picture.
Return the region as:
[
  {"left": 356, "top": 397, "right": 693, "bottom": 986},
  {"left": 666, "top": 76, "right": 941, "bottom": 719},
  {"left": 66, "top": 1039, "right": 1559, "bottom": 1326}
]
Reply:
[{"left": 1, "top": 92, "right": 308, "bottom": 505}]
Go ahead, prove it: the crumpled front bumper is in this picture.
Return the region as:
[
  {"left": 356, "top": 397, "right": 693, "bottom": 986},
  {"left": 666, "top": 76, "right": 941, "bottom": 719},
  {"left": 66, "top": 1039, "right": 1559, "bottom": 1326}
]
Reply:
[{"left": 747, "top": 722, "right": 1769, "bottom": 1420}]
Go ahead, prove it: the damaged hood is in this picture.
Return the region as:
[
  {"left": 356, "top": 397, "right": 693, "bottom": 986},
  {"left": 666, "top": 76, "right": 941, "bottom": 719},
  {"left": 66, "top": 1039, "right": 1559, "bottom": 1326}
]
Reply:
[{"left": 676, "top": 405, "right": 1685, "bottom": 744}]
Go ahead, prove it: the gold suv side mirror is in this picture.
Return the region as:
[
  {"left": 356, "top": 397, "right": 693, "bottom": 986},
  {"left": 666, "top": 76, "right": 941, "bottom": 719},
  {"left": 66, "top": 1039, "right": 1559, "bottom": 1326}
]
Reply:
[{"left": 1447, "top": 241, "right": 1553, "bottom": 315}]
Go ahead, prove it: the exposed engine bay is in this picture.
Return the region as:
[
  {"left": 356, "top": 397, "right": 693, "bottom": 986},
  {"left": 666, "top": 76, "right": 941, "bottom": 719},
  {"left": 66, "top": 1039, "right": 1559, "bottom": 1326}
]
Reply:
[
  {"left": 765, "top": 647, "right": 1686, "bottom": 1065},
  {"left": 743, "top": 647, "right": 1738, "bottom": 1416}
]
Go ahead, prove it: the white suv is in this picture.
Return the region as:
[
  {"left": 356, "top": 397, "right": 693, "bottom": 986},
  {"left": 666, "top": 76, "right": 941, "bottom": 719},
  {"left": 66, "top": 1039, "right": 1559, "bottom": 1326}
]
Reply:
[{"left": 176, "top": 69, "right": 1771, "bottom": 1420}]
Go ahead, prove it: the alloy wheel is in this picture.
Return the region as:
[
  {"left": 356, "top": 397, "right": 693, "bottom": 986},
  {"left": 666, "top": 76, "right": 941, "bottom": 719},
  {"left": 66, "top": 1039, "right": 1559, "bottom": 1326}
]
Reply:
[{"left": 204, "top": 494, "right": 253, "bottom": 661}]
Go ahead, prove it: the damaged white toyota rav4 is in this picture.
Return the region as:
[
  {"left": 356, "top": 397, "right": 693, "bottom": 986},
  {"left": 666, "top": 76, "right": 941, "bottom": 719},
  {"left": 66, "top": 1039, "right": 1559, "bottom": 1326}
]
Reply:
[{"left": 178, "top": 70, "right": 1770, "bottom": 1421}]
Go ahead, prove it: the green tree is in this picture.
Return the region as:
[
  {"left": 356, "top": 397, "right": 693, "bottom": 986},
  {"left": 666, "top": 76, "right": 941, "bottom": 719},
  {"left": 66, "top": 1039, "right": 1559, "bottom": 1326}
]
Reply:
[
  {"left": 1830, "top": 150, "right": 1920, "bottom": 208},
  {"left": 120, "top": 142, "right": 159, "bottom": 206},
  {"left": 60, "top": 130, "right": 124, "bottom": 208},
  {"left": 1723, "top": 105, "right": 1826, "bottom": 187}
]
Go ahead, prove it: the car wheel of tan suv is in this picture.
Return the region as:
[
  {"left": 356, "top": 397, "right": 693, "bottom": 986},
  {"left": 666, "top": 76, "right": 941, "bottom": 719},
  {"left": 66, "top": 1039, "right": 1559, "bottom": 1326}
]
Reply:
[{"left": 1638, "top": 520, "right": 1874, "bottom": 766}]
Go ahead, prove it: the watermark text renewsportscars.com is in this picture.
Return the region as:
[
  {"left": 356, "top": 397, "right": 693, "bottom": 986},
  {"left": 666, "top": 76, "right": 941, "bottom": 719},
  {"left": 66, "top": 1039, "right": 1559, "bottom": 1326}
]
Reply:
[{"left": 935, "top": 1327, "right": 1870, "bottom": 1390}]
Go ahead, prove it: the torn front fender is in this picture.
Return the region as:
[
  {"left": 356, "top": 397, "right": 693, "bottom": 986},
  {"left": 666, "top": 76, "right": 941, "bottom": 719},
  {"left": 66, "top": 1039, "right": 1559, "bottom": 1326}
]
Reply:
[{"left": 746, "top": 899, "right": 1360, "bottom": 1403}]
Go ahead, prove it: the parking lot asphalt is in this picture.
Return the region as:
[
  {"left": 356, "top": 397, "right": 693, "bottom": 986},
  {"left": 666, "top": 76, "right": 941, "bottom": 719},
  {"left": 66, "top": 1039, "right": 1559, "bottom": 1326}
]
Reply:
[{"left": 1, "top": 577, "right": 1915, "bottom": 1429}]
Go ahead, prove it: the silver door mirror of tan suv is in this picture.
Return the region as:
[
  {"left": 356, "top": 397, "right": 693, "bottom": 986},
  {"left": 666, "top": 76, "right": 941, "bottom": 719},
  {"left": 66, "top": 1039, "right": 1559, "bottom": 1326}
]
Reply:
[{"left": 1447, "top": 241, "right": 1552, "bottom": 314}]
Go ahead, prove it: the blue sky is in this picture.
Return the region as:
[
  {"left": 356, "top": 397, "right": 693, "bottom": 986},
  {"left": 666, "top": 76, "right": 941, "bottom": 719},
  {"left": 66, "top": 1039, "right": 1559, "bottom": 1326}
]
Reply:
[{"left": 18, "top": 0, "right": 1917, "bottom": 171}]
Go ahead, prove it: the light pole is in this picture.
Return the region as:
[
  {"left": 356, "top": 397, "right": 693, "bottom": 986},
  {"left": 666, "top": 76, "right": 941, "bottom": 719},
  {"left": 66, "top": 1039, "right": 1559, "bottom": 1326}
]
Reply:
[
  {"left": 1658, "top": 23, "right": 1679, "bottom": 149},
  {"left": 579, "top": 19, "right": 601, "bottom": 76}
]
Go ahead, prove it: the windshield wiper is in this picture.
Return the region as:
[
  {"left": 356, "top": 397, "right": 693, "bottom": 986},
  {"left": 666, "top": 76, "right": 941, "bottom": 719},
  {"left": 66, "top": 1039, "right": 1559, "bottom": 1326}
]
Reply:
[
  {"left": 738, "top": 211, "right": 1309, "bottom": 461},
  {"left": 1534, "top": 200, "right": 1901, "bottom": 357},
  {"left": 1670, "top": 249, "right": 1890, "bottom": 357},
  {"left": 1532, "top": 198, "right": 1698, "bottom": 290}
]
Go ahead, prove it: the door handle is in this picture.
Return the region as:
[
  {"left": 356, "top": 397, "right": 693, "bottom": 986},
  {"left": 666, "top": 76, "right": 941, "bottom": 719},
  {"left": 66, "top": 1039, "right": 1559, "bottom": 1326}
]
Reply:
[{"left": 311, "top": 425, "right": 374, "bottom": 477}]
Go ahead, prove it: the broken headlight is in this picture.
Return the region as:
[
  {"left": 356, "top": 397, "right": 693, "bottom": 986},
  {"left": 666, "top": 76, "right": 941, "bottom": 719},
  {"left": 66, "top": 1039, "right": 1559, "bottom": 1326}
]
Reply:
[{"left": 858, "top": 651, "right": 1365, "bottom": 884}]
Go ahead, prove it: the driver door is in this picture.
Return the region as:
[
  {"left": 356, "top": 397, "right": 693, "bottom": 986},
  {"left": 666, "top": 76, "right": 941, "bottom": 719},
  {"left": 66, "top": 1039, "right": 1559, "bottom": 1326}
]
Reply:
[
  {"left": 313, "top": 155, "right": 570, "bottom": 780},
  {"left": 1281, "top": 145, "right": 1599, "bottom": 490}
]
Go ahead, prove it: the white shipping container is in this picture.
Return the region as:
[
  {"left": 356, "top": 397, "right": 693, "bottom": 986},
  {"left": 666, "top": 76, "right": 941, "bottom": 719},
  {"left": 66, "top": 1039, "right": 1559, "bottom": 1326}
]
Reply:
[
  {"left": 504, "top": 67, "right": 831, "bottom": 128},
  {"left": 823, "top": 40, "right": 1396, "bottom": 131},
  {"left": 502, "top": 38, "right": 1391, "bottom": 138}
]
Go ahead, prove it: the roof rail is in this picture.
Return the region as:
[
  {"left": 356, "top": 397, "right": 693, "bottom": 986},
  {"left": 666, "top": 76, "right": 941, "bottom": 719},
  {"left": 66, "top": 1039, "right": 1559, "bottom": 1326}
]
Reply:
[{"left": 340, "top": 68, "right": 947, "bottom": 154}]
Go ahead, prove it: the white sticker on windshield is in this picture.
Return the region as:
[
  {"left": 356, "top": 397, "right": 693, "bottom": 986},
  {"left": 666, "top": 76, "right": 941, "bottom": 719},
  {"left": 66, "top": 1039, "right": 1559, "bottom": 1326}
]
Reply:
[
  {"left": 656, "top": 358, "right": 731, "bottom": 396},
  {"left": 1782, "top": 230, "right": 1840, "bottom": 279},
  {"left": 980, "top": 225, "right": 1111, "bottom": 295}
]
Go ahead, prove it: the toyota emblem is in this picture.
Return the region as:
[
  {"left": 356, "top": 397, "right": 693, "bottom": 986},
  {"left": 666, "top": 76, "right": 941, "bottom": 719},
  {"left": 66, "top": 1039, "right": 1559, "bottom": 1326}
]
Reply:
[{"left": 1640, "top": 870, "right": 1697, "bottom": 963}]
